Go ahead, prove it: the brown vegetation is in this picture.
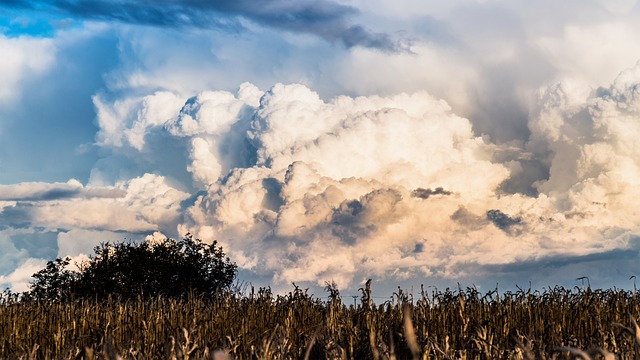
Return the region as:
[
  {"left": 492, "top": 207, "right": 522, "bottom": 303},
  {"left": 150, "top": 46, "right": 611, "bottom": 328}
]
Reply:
[{"left": 2, "top": 283, "right": 640, "bottom": 359}]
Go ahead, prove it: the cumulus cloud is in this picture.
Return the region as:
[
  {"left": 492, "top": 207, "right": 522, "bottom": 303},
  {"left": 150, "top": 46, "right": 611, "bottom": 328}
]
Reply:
[
  {"left": 0, "top": 34, "right": 55, "bottom": 103},
  {"left": 7, "top": 64, "right": 640, "bottom": 292},
  {"left": 161, "top": 72, "right": 640, "bottom": 290},
  {"left": 5, "top": 0, "right": 640, "bottom": 295},
  {"left": 0, "top": 258, "right": 48, "bottom": 292},
  {"left": 0, "top": 174, "right": 189, "bottom": 233},
  {"left": 1, "top": 0, "right": 404, "bottom": 51},
  {"left": 145, "top": 82, "right": 514, "bottom": 287},
  {"left": 94, "top": 91, "right": 186, "bottom": 149},
  {"left": 528, "top": 61, "right": 640, "bottom": 226},
  {"left": 0, "top": 173, "right": 192, "bottom": 290}
]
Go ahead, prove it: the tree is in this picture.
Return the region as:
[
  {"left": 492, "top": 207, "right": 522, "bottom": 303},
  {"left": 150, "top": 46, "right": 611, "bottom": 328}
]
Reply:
[
  {"left": 26, "top": 234, "right": 237, "bottom": 301},
  {"left": 27, "top": 257, "right": 78, "bottom": 301}
]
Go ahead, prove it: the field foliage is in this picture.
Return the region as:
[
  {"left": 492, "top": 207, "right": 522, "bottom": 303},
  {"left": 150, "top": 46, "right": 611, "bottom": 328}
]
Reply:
[{"left": 2, "top": 283, "right": 640, "bottom": 359}]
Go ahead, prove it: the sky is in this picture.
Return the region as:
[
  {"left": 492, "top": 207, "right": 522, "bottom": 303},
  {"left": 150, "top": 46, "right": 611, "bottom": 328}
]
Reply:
[{"left": 2, "top": 0, "right": 640, "bottom": 297}]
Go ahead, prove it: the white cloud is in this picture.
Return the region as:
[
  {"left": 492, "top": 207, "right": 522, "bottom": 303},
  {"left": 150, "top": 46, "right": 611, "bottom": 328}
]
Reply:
[
  {"left": 167, "top": 83, "right": 515, "bottom": 287},
  {"left": 334, "top": 44, "right": 479, "bottom": 115},
  {"left": 94, "top": 91, "right": 186, "bottom": 149},
  {"left": 535, "top": 22, "right": 640, "bottom": 87},
  {"left": 0, "top": 258, "right": 48, "bottom": 293},
  {"left": 0, "top": 230, "right": 31, "bottom": 274},
  {"left": 594, "top": 0, "right": 638, "bottom": 16},
  {"left": 0, "top": 34, "right": 55, "bottom": 103},
  {"left": 57, "top": 229, "right": 137, "bottom": 258},
  {"left": 162, "top": 75, "right": 640, "bottom": 290},
  {"left": 2, "top": 174, "right": 189, "bottom": 234}
]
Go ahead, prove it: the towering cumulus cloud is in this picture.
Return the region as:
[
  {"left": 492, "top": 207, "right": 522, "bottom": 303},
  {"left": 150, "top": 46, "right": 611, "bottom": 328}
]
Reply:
[
  {"left": 6, "top": 62, "right": 640, "bottom": 292},
  {"left": 527, "top": 63, "right": 640, "bottom": 244},
  {"left": 89, "top": 63, "right": 640, "bottom": 289},
  {"left": 168, "top": 84, "right": 510, "bottom": 287}
]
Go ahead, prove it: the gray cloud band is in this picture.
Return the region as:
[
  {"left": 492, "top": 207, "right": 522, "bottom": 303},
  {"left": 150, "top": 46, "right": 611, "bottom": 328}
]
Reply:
[
  {"left": 0, "top": 0, "right": 404, "bottom": 51},
  {"left": 0, "top": 182, "right": 126, "bottom": 201}
]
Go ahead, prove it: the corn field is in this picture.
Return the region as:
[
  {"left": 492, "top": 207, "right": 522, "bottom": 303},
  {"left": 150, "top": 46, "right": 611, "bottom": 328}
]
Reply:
[{"left": 2, "top": 284, "right": 640, "bottom": 359}]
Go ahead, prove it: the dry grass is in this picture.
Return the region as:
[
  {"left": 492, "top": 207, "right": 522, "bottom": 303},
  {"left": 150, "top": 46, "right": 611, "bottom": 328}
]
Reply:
[{"left": 2, "top": 284, "right": 640, "bottom": 359}]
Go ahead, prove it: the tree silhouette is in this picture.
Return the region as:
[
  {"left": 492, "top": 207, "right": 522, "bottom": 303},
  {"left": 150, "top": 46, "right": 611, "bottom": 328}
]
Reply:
[{"left": 26, "top": 234, "right": 237, "bottom": 301}]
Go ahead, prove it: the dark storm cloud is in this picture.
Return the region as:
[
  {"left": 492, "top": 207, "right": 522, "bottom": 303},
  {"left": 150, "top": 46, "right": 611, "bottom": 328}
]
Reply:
[
  {"left": 411, "top": 187, "right": 452, "bottom": 199},
  {"left": 0, "top": 0, "right": 403, "bottom": 51},
  {"left": 486, "top": 209, "right": 522, "bottom": 232},
  {"left": 489, "top": 248, "right": 639, "bottom": 273},
  {"left": 331, "top": 199, "right": 364, "bottom": 225},
  {"left": 480, "top": 247, "right": 640, "bottom": 290},
  {"left": 328, "top": 189, "right": 403, "bottom": 244},
  {"left": 421, "top": 247, "right": 640, "bottom": 292},
  {"left": 450, "top": 206, "right": 487, "bottom": 230},
  {"left": 330, "top": 199, "right": 373, "bottom": 244}
]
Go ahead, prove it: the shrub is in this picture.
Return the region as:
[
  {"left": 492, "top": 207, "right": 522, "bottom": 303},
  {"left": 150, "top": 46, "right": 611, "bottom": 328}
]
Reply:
[{"left": 26, "top": 233, "right": 237, "bottom": 301}]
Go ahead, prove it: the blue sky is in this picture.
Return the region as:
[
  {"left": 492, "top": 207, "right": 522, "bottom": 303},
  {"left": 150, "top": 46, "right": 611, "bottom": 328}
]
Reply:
[{"left": 2, "top": 0, "right": 640, "bottom": 296}]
